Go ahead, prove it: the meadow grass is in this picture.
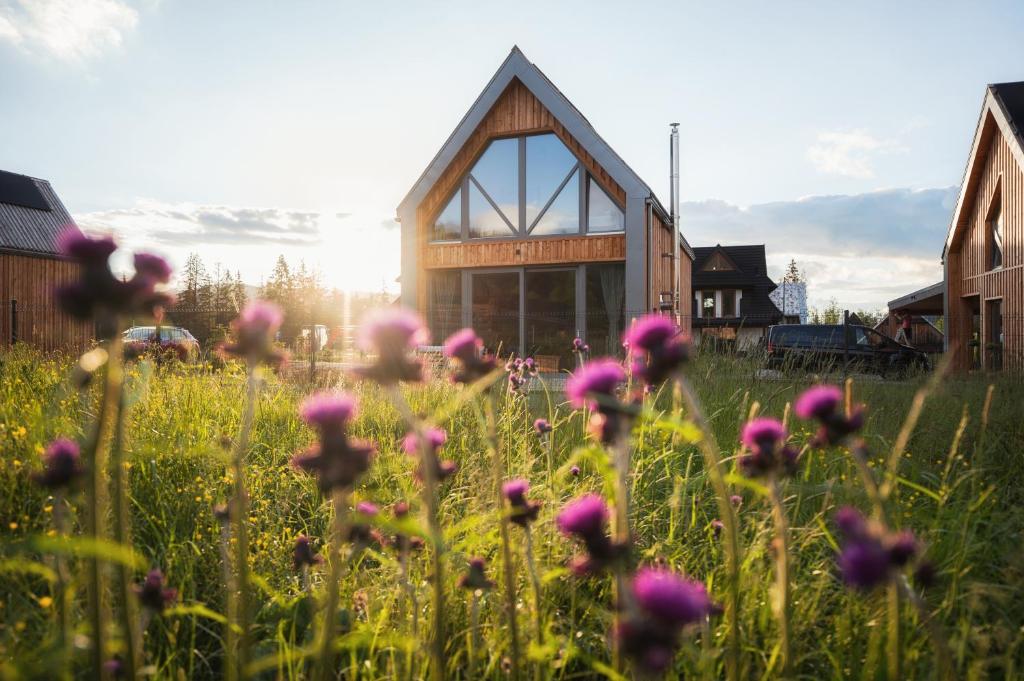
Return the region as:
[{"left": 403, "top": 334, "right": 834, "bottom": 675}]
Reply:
[{"left": 1, "top": 345, "right": 1022, "bottom": 679}]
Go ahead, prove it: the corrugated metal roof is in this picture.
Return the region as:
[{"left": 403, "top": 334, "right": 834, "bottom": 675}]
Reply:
[{"left": 0, "top": 170, "right": 79, "bottom": 257}]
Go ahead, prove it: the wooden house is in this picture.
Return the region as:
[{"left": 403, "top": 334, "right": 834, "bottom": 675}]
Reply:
[
  {"left": 0, "top": 169, "right": 91, "bottom": 352},
  {"left": 691, "top": 244, "right": 782, "bottom": 349},
  {"left": 396, "top": 47, "right": 693, "bottom": 371},
  {"left": 943, "top": 82, "right": 1024, "bottom": 371},
  {"left": 878, "top": 282, "right": 945, "bottom": 355}
]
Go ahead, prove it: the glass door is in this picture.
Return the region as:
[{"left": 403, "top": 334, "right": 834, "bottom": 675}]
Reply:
[
  {"left": 470, "top": 271, "right": 521, "bottom": 357},
  {"left": 524, "top": 269, "right": 577, "bottom": 371}
]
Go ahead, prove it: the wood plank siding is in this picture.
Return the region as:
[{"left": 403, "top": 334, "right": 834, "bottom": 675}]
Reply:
[
  {"left": 415, "top": 79, "right": 628, "bottom": 309},
  {"left": 0, "top": 252, "right": 92, "bottom": 352},
  {"left": 946, "top": 119, "right": 1024, "bottom": 370},
  {"left": 647, "top": 209, "right": 692, "bottom": 333},
  {"left": 424, "top": 234, "right": 625, "bottom": 269}
]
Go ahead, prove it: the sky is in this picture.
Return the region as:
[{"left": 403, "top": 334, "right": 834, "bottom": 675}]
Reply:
[{"left": 2, "top": 0, "right": 1023, "bottom": 310}]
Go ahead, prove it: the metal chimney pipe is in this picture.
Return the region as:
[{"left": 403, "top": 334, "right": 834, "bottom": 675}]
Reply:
[{"left": 670, "top": 123, "right": 681, "bottom": 324}]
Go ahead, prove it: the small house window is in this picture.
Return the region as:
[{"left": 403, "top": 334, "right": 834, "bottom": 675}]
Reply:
[
  {"left": 702, "top": 291, "right": 716, "bottom": 319},
  {"left": 989, "top": 202, "right": 1003, "bottom": 270},
  {"left": 721, "top": 290, "right": 738, "bottom": 318},
  {"left": 432, "top": 189, "right": 462, "bottom": 241}
]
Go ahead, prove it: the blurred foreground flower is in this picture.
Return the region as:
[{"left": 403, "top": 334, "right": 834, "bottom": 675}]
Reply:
[
  {"left": 624, "top": 315, "right": 690, "bottom": 386},
  {"left": 835, "top": 507, "right": 918, "bottom": 590},
  {"left": 557, "top": 494, "right": 623, "bottom": 575},
  {"left": 402, "top": 428, "right": 457, "bottom": 481},
  {"left": 292, "top": 392, "right": 374, "bottom": 492},
  {"left": 134, "top": 569, "right": 177, "bottom": 613},
  {"left": 795, "top": 385, "right": 864, "bottom": 446},
  {"left": 32, "top": 438, "right": 83, "bottom": 490},
  {"left": 293, "top": 535, "right": 323, "bottom": 570},
  {"left": 739, "top": 418, "right": 799, "bottom": 477},
  {"left": 616, "top": 567, "right": 713, "bottom": 676},
  {"left": 354, "top": 308, "right": 428, "bottom": 384},
  {"left": 502, "top": 478, "right": 541, "bottom": 527}
]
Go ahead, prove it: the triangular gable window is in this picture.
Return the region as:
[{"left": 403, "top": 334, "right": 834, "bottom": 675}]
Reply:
[{"left": 702, "top": 251, "right": 736, "bottom": 272}]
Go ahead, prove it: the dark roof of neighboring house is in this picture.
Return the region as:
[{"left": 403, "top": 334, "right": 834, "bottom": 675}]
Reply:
[
  {"left": 0, "top": 169, "right": 78, "bottom": 257},
  {"left": 991, "top": 81, "right": 1024, "bottom": 149},
  {"left": 692, "top": 244, "right": 782, "bottom": 327}
]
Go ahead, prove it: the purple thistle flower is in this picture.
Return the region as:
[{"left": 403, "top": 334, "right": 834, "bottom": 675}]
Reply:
[
  {"left": 572, "top": 337, "right": 589, "bottom": 353},
  {"left": 738, "top": 417, "right": 798, "bottom": 477},
  {"left": 103, "top": 658, "right": 125, "bottom": 679},
  {"left": 443, "top": 328, "right": 482, "bottom": 364},
  {"left": 356, "top": 501, "right": 379, "bottom": 516},
  {"left": 223, "top": 300, "right": 285, "bottom": 365},
  {"left": 616, "top": 568, "right": 714, "bottom": 675},
  {"left": 834, "top": 507, "right": 919, "bottom": 590},
  {"left": 503, "top": 478, "right": 541, "bottom": 526},
  {"left": 56, "top": 226, "right": 117, "bottom": 264},
  {"left": 623, "top": 314, "right": 691, "bottom": 385},
  {"left": 794, "top": 384, "right": 865, "bottom": 446},
  {"left": 566, "top": 358, "right": 626, "bottom": 410},
  {"left": 134, "top": 569, "right": 177, "bottom": 613},
  {"left": 348, "top": 502, "right": 381, "bottom": 545},
  {"left": 710, "top": 519, "right": 724, "bottom": 538},
  {"left": 353, "top": 307, "right": 428, "bottom": 384},
  {"left": 402, "top": 428, "right": 456, "bottom": 481},
  {"left": 133, "top": 252, "right": 172, "bottom": 284},
  {"left": 291, "top": 392, "right": 373, "bottom": 492},
  {"left": 569, "top": 465, "right": 580, "bottom": 477},
  {"left": 557, "top": 494, "right": 608, "bottom": 537},
  {"left": 292, "top": 535, "right": 323, "bottom": 570},
  {"left": 794, "top": 385, "right": 842, "bottom": 421},
  {"left": 32, "top": 438, "right": 83, "bottom": 490},
  {"left": 557, "top": 494, "right": 622, "bottom": 574},
  {"left": 301, "top": 392, "right": 357, "bottom": 432},
  {"left": 729, "top": 494, "right": 743, "bottom": 507},
  {"left": 632, "top": 567, "right": 713, "bottom": 628},
  {"left": 533, "top": 418, "right": 552, "bottom": 435},
  {"left": 458, "top": 556, "right": 495, "bottom": 591}
]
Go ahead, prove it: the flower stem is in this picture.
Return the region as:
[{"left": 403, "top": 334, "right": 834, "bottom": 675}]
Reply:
[
  {"left": 228, "top": 363, "right": 259, "bottom": 680},
  {"left": 52, "top": 493, "right": 72, "bottom": 681},
  {"left": 468, "top": 591, "right": 481, "bottom": 681},
  {"left": 315, "top": 489, "right": 350, "bottom": 681},
  {"left": 767, "top": 477, "right": 791, "bottom": 677},
  {"left": 82, "top": 334, "right": 121, "bottom": 681},
  {"left": 389, "top": 386, "right": 447, "bottom": 680},
  {"left": 609, "top": 421, "right": 633, "bottom": 675},
  {"left": 677, "top": 374, "right": 742, "bottom": 681},
  {"left": 897, "top": 575, "right": 954, "bottom": 680},
  {"left": 484, "top": 391, "right": 521, "bottom": 681},
  {"left": 524, "top": 526, "right": 544, "bottom": 681},
  {"left": 108, "top": 333, "right": 140, "bottom": 679},
  {"left": 887, "top": 581, "right": 901, "bottom": 681}
]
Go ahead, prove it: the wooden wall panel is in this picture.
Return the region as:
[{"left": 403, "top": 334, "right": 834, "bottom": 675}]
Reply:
[
  {"left": 424, "top": 234, "right": 625, "bottom": 269},
  {"left": 947, "top": 121, "right": 1024, "bottom": 370},
  {"left": 647, "top": 210, "right": 692, "bottom": 332},
  {"left": 0, "top": 253, "right": 92, "bottom": 353}
]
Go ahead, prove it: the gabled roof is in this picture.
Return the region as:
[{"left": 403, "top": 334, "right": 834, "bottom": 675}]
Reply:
[
  {"left": 397, "top": 46, "right": 693, "bottom": 257},
  {"left": 0, "top": 169, "right": 79, "bottom": 257},
  {"left": 943, "top": 81, "right": 1024, "bottom": 258},
  {"left": 691, "top": 244, "right": 776, "bottom": 288}
]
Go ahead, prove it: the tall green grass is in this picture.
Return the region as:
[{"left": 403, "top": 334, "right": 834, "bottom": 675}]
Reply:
[{"left": 1, "top": 345, "right": 1022, "bottom": 679}]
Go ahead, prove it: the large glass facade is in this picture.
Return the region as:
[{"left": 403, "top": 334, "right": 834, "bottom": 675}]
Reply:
[
  {"left": 427, "top": 270, "right": 462, "bottom": 343},
  {"left": 524, "top": 269, "right": 576, "bottom": 369},
  {"left": 585, "top": 264, "right": 625, "bottom": 357},
  {"left": 428, "top": 132, "right": 623, "bottom": 241},
  {"left": 471, "top": 272, "right": 520, "bottom": 355}
]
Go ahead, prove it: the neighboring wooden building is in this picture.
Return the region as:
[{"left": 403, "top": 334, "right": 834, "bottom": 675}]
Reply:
[
  {"left": 397, "top": 47, "right": 693, "bottom": 370},
  {"left": 691, "top": 244, "right": 782, "bottom": 349},
  {"left": 943, "top": 82, "right": 1024, "bottom": 371},
  {"left": 878, "top": 281, "right": 945, "bottom": 354},
  {"left": 0, "top": 169, "right": 91, "bottom": 352}
]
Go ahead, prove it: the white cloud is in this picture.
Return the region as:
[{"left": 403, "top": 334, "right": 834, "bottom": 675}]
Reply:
[
  {"left": 682, "top": 187, "right": 955, "bottom": 309},
  {"left": 806, "top": 129, "right": 905, "bottom": 179},
  {"left": 0, "top": 0, "right": 139, "bottom": 62}
]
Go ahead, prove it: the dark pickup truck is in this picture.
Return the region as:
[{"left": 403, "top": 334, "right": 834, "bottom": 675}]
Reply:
[{"left": 766, "top": 324, "right": 930, "bottom": 376}]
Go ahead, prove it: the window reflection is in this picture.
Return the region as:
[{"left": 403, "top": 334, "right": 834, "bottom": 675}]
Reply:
[
  {"left": 587, "top": 178, "right": 624, "bottom": 232},
  {"left": 526, "top": 134, "right": 577, "bottom": 229},
  {"left": 468, "top": 180, "right": 514, "bottom": 238},
  {"left": 531, "top": 173, "right": 579, "bottom": 235},
  {"left": 431, "top": 189, "right": 461, "bottom": 241},
  {"left": 469, "top": 138, "right": 519, "bottom": 229}
]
